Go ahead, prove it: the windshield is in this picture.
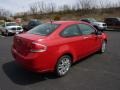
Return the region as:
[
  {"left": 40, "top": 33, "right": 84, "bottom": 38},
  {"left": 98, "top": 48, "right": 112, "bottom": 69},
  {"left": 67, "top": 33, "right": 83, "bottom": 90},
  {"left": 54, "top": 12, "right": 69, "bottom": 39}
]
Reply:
[
  {"left": 6, "top": 23, "right": 17, "bottom": 26},
  {"left": 27, "top": 23, "right": 60, "bottom": 36}
]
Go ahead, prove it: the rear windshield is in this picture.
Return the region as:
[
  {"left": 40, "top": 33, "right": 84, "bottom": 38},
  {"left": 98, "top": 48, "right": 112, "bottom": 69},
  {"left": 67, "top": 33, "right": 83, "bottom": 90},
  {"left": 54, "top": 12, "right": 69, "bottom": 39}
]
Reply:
[{"left": 27, "top": 23, "right": 59, "bottom": 36}]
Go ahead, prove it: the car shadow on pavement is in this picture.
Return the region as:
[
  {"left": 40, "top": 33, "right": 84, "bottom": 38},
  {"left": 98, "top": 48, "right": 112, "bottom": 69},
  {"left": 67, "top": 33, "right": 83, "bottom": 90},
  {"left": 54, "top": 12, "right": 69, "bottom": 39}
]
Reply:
[
  {"left": 2, "top": 61, "right": 58, "bottom": 85},
  {"left": 2, "top": 53, "right": 104, "bottom": 86}
]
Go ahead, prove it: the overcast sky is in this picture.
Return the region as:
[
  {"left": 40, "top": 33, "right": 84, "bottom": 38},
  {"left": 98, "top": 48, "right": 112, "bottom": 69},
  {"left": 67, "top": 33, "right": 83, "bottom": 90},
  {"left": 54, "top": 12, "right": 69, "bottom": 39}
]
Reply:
[{"left": 0, "top": 0, "right": 119, "bottom": 13}]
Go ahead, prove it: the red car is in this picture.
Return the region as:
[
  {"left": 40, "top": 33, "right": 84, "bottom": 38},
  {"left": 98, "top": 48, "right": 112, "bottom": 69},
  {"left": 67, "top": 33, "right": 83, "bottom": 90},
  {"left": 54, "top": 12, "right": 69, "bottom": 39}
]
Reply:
[{"left": 12, "top": 21, "right": 107, "bottom": 77}]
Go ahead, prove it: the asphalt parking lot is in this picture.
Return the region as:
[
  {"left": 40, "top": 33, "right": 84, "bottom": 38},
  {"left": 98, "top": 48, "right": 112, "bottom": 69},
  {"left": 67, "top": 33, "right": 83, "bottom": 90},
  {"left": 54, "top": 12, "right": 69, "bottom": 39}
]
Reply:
[{"left": 0, "top": 31, "right": 120, "bottom": 90}]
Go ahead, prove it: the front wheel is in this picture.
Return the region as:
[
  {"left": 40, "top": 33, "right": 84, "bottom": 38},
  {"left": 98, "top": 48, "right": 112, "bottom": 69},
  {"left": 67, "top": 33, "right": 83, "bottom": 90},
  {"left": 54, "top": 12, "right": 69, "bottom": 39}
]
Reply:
[
  {"left": 55, "top": 55, "right": 72, "bottom": 77},
  {"left": 5, "top": 30, "right": 9, "bottom": 36},
  {"left": 1, "top": 32, "right": 4, "bottom": 35},
  {"left": 100, "top": 41, "right": 107, "bottom": 53}
]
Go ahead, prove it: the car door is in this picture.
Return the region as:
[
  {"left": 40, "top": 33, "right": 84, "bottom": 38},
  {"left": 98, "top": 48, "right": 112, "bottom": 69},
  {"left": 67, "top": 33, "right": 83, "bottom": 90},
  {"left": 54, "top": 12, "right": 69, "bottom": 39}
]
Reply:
[
  {"left": 1, "top": 24, "right": 6, "bottom": 33},
  {"left": 60, "top": 24, "right": 88, "bottom": 60},
  {"left": 77, "top": 23, "right": 102, "bottom": 55}
]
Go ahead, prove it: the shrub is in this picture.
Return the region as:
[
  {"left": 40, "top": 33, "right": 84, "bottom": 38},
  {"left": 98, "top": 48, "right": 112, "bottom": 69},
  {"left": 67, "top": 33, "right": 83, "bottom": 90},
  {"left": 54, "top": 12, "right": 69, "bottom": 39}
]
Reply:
[{"left": 53, "top": 15, "right": 61, "bottom": 20}]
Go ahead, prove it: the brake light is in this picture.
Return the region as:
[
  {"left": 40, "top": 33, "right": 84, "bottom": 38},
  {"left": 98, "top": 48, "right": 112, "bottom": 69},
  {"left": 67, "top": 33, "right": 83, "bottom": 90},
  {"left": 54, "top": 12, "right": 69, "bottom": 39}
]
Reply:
[{"left": 30, "top": 42, "right": 47, "bottom": 52}]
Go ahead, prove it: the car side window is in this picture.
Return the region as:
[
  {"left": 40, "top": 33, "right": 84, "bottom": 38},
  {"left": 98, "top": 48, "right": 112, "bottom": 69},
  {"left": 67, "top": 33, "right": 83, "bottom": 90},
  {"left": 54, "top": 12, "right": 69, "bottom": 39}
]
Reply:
[
  {"left": 78, "top": 24, "right": 95, "bottom": 35},
  {"left": 61, "top": 25, "right": 82, "bottom": 37}
]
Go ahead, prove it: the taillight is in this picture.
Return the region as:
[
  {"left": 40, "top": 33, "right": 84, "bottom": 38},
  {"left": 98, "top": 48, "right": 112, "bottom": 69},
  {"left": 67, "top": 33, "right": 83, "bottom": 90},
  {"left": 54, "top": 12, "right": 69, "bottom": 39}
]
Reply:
[{"left": 30, "top": 42, "right": 47, "bottom": 52}]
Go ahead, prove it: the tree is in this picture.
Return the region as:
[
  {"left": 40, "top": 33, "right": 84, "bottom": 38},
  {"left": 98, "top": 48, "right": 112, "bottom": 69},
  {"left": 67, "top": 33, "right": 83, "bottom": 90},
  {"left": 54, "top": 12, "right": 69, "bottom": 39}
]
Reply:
[{"left": 29, "top": 3, "right": 38, "bottom": 15}]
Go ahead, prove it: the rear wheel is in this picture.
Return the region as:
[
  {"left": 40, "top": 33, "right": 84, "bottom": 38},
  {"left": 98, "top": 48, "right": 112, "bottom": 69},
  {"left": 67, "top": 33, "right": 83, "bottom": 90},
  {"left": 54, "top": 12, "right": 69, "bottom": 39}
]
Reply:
[{"left": 56, "top": 55, "right": 72, "bottom": 77}]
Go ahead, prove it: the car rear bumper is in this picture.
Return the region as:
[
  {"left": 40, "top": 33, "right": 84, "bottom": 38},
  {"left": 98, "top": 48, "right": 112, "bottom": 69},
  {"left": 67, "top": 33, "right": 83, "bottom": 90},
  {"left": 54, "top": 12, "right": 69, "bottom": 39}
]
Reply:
[{"left": 12, "top": 48, "right": 54, "bottom": 73}]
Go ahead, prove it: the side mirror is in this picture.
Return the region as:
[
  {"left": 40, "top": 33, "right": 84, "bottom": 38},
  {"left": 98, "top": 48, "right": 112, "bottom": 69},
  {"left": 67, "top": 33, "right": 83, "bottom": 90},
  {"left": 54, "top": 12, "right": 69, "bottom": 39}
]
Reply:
[
  {"left": 98, "top": 29, "right": 104, "bottom": 32},
  {"left": 91, "top": 31, "right": 102, "bottom": 35},
  {"left": 96, "top": 31, "right": 102, "bottom": 35}
]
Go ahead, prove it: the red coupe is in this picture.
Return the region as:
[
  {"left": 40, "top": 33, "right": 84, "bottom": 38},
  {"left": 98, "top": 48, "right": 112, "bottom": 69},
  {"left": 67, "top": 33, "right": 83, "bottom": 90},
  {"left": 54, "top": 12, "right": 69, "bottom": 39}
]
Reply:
[{"left": 12, "top": 21, "right": 107, "bottom": 76}]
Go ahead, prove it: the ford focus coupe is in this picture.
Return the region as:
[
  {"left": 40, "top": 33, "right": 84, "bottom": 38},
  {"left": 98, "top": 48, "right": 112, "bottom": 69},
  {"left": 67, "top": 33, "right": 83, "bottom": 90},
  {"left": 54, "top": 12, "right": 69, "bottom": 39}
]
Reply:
[{"left": 12, "top": 21, "right": 107, "bottom": 77}]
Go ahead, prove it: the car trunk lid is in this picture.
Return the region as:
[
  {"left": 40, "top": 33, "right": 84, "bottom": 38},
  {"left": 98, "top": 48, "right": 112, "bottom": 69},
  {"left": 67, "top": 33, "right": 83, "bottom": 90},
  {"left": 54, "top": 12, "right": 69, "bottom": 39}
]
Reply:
[{"left": 13, "top": 33, "right": 46, "bottom": 56}]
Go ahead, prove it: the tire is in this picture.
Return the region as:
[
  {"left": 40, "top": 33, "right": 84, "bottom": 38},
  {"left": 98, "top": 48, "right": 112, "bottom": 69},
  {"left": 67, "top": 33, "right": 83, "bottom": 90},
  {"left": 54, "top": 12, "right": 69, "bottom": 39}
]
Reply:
[
  {"left": 5, "top": 31, "right": 9, "bottom": 36},
  {"left": 100, "top": 41, "right": 107, "bottom": 53},
  {"left": 1, "top": 32, "right": 4, "bottom": 35},
  {"left": 55, "top": 55, "right": 72, "bottom": 77}
]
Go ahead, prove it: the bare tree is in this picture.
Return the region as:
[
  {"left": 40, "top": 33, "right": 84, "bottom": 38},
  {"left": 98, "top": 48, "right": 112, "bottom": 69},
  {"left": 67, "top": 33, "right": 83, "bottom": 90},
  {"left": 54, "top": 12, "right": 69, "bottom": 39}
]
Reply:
[
  {"left": 19, "top": 0, "right": 120, "bottom": 20},
  {"left": 29, "top": 3, "right": 38, "bottom": 15},
  {"left": 0, "top": 7, "right": 11, "bottom": 18},
  {"left": 63, "top": 4, "right": 71, "bottom": 12},
  {"left": 78, "top": 0, "right": 92, "bottom": 9},
  {"left": 46, "top": 2, "right": 56, "bottom": 13},
  {"left": 37, "top": 1, "right": 47, "bottom": 14}
]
